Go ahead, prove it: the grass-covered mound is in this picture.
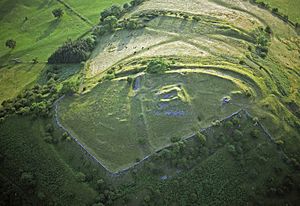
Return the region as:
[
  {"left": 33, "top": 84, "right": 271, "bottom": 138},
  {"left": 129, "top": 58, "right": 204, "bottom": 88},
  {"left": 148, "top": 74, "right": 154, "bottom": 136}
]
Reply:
[{"left": 58, "top": 69, "right": 250, "bottom": 172}]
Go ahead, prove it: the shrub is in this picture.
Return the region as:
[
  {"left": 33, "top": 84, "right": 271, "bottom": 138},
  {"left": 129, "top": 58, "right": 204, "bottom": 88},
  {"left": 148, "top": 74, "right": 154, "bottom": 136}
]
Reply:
[
  {"left": 170, "top": 136, "right": 181, "bottom": 143},
  {"left": 272, "top": 8, "right": 278, "bottom": 14},
  {"left": 46, "top": 124, "right": 54, "bottom": 133},
  {"left": 225, "top": 120, "right": 233, "bottom": 128},
  {"left": 52, "top": 8, "right": 64, "bottom": 18},
  {"left": 61, "top": 81, "right": 79, "bottom": 95},
  {"left": 76, "top": 172, "right": 86, "bottom": 182},
  {"left": 227, "top": 144, "right": 236, "bottom": 154},
  {"left": 265, "top": 26, "right": 272, "bottom": 34},
  {"left": 196, "top": 132, "right": 206, "bottom": 145},
  {"left": 100, "top": 5, "right": 122, "bottom": 21},
  {"left": 250, "top": 129, "right": 260, "bottom": 138},
  {"left": 125, "top": 19, "right": 139, "bottom": 30},
  {"left": 102, "top": 15, "right": 118, "bottom": 32},
  {"left": 127, "top": 76, "right": 134, "bottom": 84},
  {"left": 138, "top": 138, "right": 147, "bottom": 145},
  {"left": 233, "top": 129, "right": 243, "bottom": 141},
  {"left": 20, "top": 172, "right": 36, "bottom": 189},
  {"left": 231, "top": 117, "right": 240, "bottom": 126},
  {"left": 147, "top": 59, "right": 170, "bottom": 74},
  {"left": 104, "top": 73, "right": 115, "bottom": 80},
  {"left": 5, "top": 39, "right": 16, "bottom": 49}
]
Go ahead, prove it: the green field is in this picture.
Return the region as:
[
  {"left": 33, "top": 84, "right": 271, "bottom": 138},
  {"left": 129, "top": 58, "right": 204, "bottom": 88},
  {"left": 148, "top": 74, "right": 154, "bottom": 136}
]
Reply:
[
  {"left": 0, "top": 0, "right": 129, "bottom": 103},
  {"left": 257, "top": 0, "right": 300, "bottom": 23},
  {"left": 64, "top": 0, "right": 130, "bottom": 23},
  {"left": 0, "top": 0, "right": 88, "bottom": 102}
]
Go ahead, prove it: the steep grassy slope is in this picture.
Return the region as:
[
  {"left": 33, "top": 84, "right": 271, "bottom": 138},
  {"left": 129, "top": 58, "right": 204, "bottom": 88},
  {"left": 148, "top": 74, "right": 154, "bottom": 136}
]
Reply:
[{"left": 0, "top": 116, "right": 97, "bottom": 205}]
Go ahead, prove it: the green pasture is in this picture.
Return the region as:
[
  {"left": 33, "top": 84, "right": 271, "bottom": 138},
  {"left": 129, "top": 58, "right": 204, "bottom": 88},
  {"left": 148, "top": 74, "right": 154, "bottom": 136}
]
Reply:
[
  {"left": 257, "top": 0, "right": 300, "bottom": 23},
  {"left": 0, "top": 0, "right": 89, "bottom": 102},
  {"left": 0, "top": 0, "right": 129, "bottom": 103},
  {"left": 64, "top": 0, "right": 130, "bottom": 24}
]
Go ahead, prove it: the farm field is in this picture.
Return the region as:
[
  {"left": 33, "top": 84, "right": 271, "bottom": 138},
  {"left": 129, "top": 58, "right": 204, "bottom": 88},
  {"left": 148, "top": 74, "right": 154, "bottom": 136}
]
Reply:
[
  {"left": 64, "top": 0, "right": 130, "bottom": 23},
  {"left": 1, "top": 0, "right": 300, "bottom": 205},
  {"left": 0, "top": 0, "right": 90, "bottom": 102},
  {"left": 257, "top": 0, "right": 300, "bottom": 23}
]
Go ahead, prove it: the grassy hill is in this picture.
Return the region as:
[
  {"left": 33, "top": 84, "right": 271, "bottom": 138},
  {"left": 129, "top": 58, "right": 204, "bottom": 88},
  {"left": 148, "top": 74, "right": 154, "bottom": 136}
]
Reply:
[
  {"left": 0, "top": 116, "right": 97, "bottom": 205},
  {"left": 0, "top": 0, "right": 300, "bottom": 205}
]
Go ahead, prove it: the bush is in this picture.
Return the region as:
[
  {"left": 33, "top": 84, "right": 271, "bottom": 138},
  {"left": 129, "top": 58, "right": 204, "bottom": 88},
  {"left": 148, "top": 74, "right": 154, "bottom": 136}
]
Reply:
[
  {"left": 96, "top": 179, "right": 105, "bottom": 191},
  {"left": 52, "top": 8, "right": 64, "bottom": 18},
  {"left": 265, "top": 26, "right": 272, "bottom": 34},
  {"left": 127, "top": 76, "right": 134, "bottom": 84},
  {"left": 5, "top": 39, "right": 16, "bottom": 49},
  {"left": 233, "top": 129, "right": 243, "bottom": 141},
  {"left": 61, "top": 81, "right": 79, "bottom": 95},
  {"left": 61, "top": 132, "right": 69, "bottom": 140},
  {"left": 272, "top": 8, "right": 278, "bottom": 14},
  {"left": 147, "top": 59, "right": 170, "bottom": 74},
  {"left": 196, "top": 132, "right": 206, "bottom": 145},
  {"left": 125, "top": 19, "right": 139, "bottom": 30},
  {"left": 100, "top": 5, "right": 122, "bottom": 21},
  {"left": 76, "top": 172, "right": 86, "bottom": 182},
  {"left": 46, "top": 124, "right": 54, "bottom": 133},
  {"left": 250, "top": 129, "right": 260, "bottom": 138},
  {"left": 227, "top": 144, "right": 236, "bottom": 154},
  {"left": 102, "top": 15, "right": 118, "bottom": 32},
  {"left": 104, "top": 73, "right": 115, "bottom": 80},
  {"left": 20, "top": 172, "right": 36, "bottom": 189},
  {"left": 170, "top": 136, "right": 181, "bottom": 143}
]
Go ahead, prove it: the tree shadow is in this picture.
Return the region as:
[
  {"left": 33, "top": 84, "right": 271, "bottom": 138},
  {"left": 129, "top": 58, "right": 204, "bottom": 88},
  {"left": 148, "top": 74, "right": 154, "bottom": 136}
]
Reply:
[{"left": 36, "top": 18, "right": 61, "bottom": 41}]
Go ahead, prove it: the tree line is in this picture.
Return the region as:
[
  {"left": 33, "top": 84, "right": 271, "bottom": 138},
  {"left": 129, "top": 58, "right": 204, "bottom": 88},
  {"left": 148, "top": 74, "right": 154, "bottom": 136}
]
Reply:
[{"left": 47, "top": 38, "right": 96, "bottom": 64}]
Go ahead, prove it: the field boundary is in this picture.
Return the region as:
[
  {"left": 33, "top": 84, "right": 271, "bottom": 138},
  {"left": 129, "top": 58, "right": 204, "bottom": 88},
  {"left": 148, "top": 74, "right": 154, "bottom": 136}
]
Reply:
[{"left": 56, "top": 0, "right": 94, "bottom": 26}]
